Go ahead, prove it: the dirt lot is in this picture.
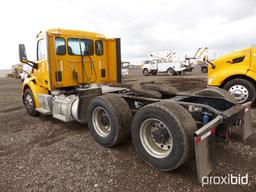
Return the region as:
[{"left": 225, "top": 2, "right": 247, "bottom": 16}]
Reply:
[{"left": 0, "top": 66, "right": 255, "bottom": 192}]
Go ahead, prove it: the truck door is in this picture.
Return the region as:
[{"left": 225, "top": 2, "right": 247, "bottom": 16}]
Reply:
[
  {"left": 33, "top": 38, "right": 49, "bottom": 88},
  {"left": 47, "top": 34, "right": 72, "bottom": 90},
  {"left": 54, "top": 37, "right": 68, "bottom": 88},
  {"left": 153, "top": 61, "right": 158, "bottom": 70}
]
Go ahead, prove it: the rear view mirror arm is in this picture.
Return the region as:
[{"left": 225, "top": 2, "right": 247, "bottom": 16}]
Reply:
[
  {"left": 203, "top": 58, "right": 216, "bottom": 69},
  {"left": 24, "top": 60, "right": 38, "bottom": 69}
]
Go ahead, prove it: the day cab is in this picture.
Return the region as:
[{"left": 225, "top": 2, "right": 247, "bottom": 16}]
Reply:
[
  {"left": 18, "top": 29, "right": 253, "bottom": 182},
  {"left": 20, "top": 28, "right": 121, "bottom": 109},
  {"left": 207, "top": 46, "right": 256, "bottom": 104}
]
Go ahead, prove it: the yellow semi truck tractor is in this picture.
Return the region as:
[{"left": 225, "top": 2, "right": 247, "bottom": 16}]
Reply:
[
  {"left": 207, "top": 46, "right": 256, "bottom": 104},
  {"left": 19, "top": 29, "right": 253, "bottom": 182}
]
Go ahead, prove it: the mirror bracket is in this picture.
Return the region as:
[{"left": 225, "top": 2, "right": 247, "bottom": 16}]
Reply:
[
  {"left": 26, "top": 61, "right": 38, "bottom": 69},
  {"left": 203, "top": 56, "right": 216, "bottom": 69}
]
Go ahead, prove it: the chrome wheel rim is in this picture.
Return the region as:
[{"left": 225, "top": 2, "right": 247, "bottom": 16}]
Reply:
[
  {"left": 25, "top": 94, "right": 34, "bottom": 111},
  {"left": 228, "top": 85, "right": 249, "bottom": 103},
  {"left": 92, "top": 107, "right": 111, "bottom": 137},
  {"left": 140, "top": 118, "right": 173, "bottom": 159}
]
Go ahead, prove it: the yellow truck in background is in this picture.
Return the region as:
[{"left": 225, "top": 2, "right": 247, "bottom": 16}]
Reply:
[{"left": 207, "top": 46, "right": 256, "bottom": 104}]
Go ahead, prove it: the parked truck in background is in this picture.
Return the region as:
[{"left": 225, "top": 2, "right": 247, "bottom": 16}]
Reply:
[
  {"left": 141, "top": 51, "right": 187, "bottom": 76},
  {"left": 207, "top": 46, "right": 256, "bottom": 104},
  {"left": 142, "top": 48, "right": 208, "bottom": 76},
  {"left": 142, "top": 59, "right": 187, "bottom": 76}
]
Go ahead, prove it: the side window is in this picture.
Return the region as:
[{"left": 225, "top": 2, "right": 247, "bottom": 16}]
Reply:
[
  {"left": 68, "top": 38, "right": 94, "bottom": 55},
  {"left": 83, "top": 39, "right": 94, "bottom": 55},
  {"left": 55, "top": 37, "right": 66, "bottom": 55},
  {"left": 95, "top": 40, "right": 103, "bottom": 55},
  {"left": 37, "top": 39, "right": 46, "bottom": 60}
]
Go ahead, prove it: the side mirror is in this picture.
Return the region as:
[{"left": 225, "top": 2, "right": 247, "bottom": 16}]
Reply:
[
  {"left": 18, "top": 44, "right": 38, "bottom": 69},
  {"left": 19, "top": 44, "right": 28, "bottom": 63}
]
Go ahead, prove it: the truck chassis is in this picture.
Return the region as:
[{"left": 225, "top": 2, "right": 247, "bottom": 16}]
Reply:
[{"left": 22, "top": 84, "right": 253, "bottom": 182}]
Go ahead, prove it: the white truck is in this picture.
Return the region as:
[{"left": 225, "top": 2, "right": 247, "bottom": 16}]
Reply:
[
  {"left": 142, "top": 51, "right": 188, "bottom": 76},
  {"left": 142, "top": 59, "right": 187, "bottom": 76},
  {"left": 142, "top": 49, "right": 208, "bottom": 76}
]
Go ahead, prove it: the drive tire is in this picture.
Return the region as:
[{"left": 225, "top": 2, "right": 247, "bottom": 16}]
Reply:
[
  {"left": 223, "top": 79, "right": 256, "bottom": 104},
  {"left": 23, "top": 88, "right": 39, "bottom": 117},
  {"left": 131, "top": 101, "right": 197, "bottom": 171},
  {"left": 87, "top": 94, "right": 133, "bottom": 147}
]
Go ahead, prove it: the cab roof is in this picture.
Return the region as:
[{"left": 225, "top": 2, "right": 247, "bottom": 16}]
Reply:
[
  {"left": 38, "top": 28, "right": 106, "bottom": 39},
  {"left": 214, "top": 47, "right": 251, "bottom": 61}
]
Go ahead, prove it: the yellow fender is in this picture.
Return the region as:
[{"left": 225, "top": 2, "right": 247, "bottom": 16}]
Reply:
[
  {"left": 22, "top": 77, "right": 48, "bottom": 108},
  {"left": 208, "top": 66, "right": 249, "bottom": 86},
  {"left": 246, "top": 70, "right": 256, "bottom": 82}
]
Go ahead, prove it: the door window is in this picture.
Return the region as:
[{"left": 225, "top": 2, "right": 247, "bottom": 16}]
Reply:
[
  {"left": 37, "top": 39, "right": 46, "bottom": 60},
  {"left": 95, "top": 40, "right": 103, "bottom": 55}
]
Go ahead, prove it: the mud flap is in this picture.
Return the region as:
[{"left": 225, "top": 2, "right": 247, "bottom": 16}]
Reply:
[
  {"left": 241, "top": 102, "right": 253, "bottom": 140},
  {"left": 193, "top": 116, "right": 223, "bottom": 182}
]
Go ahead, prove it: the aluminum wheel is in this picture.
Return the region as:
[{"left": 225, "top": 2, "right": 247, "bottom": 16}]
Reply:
[
  {"left": 228, "top": 85, "right": 249, "bottom": 103},
  {"left": 24, "top": 94, "right": 34, "bottom": 111},
  {"left": 140, "top": 118, "right": 173, "bottom": 159},
  {"left": 92, "top": 107, "right": 111, "bottom": 137}
]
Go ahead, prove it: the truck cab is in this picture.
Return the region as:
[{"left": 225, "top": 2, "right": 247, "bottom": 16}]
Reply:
[
  {"left": 20, "top": 28, "right": 121, "bottom": 111},
  {"left": 207, "top": 46, "right": 256, "bottom": 104}
]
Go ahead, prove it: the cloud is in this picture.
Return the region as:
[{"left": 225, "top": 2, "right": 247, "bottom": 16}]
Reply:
[{"left": 0, "top": 0, "right": 255, "bottom": 68}]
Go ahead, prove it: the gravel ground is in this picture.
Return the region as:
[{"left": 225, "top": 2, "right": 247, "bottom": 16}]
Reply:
[{"left": 0, "top": 66, "right": 255, "bottom": 192}]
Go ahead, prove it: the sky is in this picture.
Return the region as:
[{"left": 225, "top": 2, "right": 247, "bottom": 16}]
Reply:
[{"left": 0, "top": 0, "right": 256, "bottom": 69}]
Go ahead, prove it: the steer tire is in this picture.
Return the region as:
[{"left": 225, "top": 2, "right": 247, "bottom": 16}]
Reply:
[
  {"left": 223, "top": 78, "right": 256, "bottom": 104},
  {"left": 194, "top": 87, "right": 237, "bottom": 104},
  {"left": 143, "top": 69, "right": 149, "bottom": 76},
  {"left": 87, "top": 94, "right": 133, "bottom": 147},
  {"left": 23, "top": 89, "right": 39, "bottom": 117},
  {"left": 131, "top": 101, "right": 197, "bottom": 171}
]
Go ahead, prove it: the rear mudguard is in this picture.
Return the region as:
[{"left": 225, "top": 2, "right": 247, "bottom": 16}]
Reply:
[{"left": 193, "top": 102, "right": 253, "bottom": 182}]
